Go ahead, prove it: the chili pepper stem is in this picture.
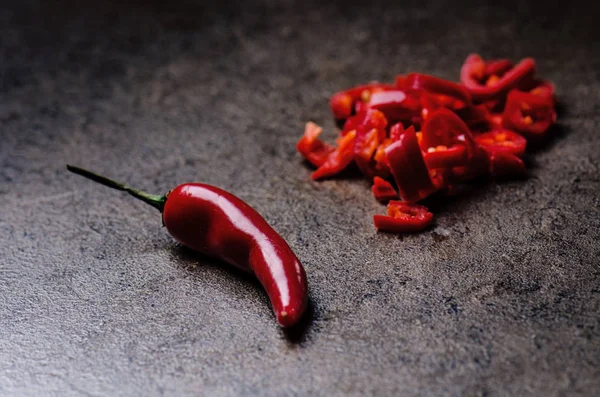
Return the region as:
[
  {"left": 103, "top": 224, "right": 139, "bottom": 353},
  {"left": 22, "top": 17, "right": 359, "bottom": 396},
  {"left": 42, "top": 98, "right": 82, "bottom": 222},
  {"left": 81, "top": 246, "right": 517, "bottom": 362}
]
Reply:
[{"left": 66, "top": 165, "right": 166, "bottom": 212}]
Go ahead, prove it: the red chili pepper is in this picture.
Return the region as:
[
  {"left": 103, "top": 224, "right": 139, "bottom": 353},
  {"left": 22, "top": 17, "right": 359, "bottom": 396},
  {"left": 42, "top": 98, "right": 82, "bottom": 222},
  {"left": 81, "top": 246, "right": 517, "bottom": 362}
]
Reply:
[
  {"left": 474, "top": 129, "right": 527, "bottom": 158},
  {"left": 296, "top": 122, "right": 334, "bottom": 167},
  {"left": 371, "top": 176, "right": 398, "bottom": 203},
  {"left": 367, "top": 90, "right": 420, "bottom": 124},
  {"left": 404, "top": 73, "right": 472, "bottom": 107},
  {"left": 484, "top": 59, "right": 514, "bottom": 76},
  {"left": 353, "top": 128, "right": 381, "bottom": 179},
  {"left": 460, "top": 54, "right": 536, "bottom": 102},
  {"left": 311, "top": 129, "right": 357, "bottom": 180},
  {"left": 373, "top": 201, "right": 433, "bottom": 234},
  {"left": 66, "top": 165, "right": 308, "bottom": 328},
  {"left": 385, "top": 126, "right": 437, "bottom": 203},
  {"left": 420, "top": 108, "right": 475, "bottom": 162},
  {"left": 528, "top": 80, "right": 556, "bottom": 102},
  {"left": 455, "top": 104, "right": 491, "bottom": 128},
  {"left": 487, "top": 151, "right": 527, "bottom": 179},
  {"left": 423, "top": 145, "right": 469, "bottom": 169},
  {"left": 342, "top": 108, "right": 388, "bottom": 137},
  {"left": 502, "top": 89, "right": 556, "bottom": 141},
  {"left": 329, "top": 83, "right": 395, "bottom": 121}
]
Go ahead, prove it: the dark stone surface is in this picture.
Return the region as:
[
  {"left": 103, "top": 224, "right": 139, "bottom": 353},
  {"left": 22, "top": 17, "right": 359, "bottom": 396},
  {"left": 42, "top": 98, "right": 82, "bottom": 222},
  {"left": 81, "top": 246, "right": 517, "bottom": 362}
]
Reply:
[{"left": 1, "top": 0, "right": 599, "bottom": 395}]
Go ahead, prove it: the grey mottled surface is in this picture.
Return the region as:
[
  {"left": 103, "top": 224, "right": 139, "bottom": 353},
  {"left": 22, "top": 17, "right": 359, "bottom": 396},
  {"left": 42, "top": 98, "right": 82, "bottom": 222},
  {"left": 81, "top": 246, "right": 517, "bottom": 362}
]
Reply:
[{"left": 1, "top": 0, "right": 599, "bottom": 396}]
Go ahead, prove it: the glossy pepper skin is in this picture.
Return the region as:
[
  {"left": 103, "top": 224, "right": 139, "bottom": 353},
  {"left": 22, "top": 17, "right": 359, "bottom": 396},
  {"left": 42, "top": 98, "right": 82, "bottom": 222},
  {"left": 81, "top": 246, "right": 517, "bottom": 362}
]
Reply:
[
  {"left": 66, "top": 165, "right": 308, "bottom": 328},
  {"left": 163, "top": 184, "right": 308, "bottom": 327}
]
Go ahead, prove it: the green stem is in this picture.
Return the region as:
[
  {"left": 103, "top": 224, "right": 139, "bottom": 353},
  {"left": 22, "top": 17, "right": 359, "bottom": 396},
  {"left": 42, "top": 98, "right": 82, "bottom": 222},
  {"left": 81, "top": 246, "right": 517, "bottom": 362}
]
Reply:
[{"left": 66, "top": 165, "right": 166, "bottom": 212}]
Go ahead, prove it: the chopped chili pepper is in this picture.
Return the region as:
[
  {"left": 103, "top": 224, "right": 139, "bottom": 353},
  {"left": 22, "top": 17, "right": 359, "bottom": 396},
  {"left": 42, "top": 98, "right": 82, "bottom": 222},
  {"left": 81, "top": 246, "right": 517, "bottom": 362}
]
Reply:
[
  {"left": 487, "top": 151, "right": 527, "bottom": 179},
  {"left": 385, "top": 126, "right": 437, "bottom": 203},
  {"left": 66, "top": 166, "right": 308, "bottom": 328},
  {"left": 296, "top": 122, "right": 335, "bottom": 167},
  {"left": 311, "top": 129, "right": 357, "bottom": 180},
  {"left": 342, "top": 108, "right": 388, "bottom": 137},
  {"left": 474, "top": 129, "right": 527, "bottom": 158},
  {"left": 371, "top": 176, "right": 398, "bottom": 203},
  {"left": 404, "top": 73, "right": 472, "bottom": 107},
  {"left": 374, "top": 201, "right": 433, "bottom": 234},
  {"left": 423, "top": 145, "right": 469, "bottom": 169},
  {"left": 330, "top": 83, "right": 395, "bottom": 121},
  {"left": 297, "top": 54, "right": 558, "bottom": 234},
  {"left": 367, "top": 90, "right": 421, "bottom": 124},
  {"left": 460, "top": 54, "right": 536, "bottom": 102},
  {"left": 420, "top": 108, "right": 475, "bottom": 162},
  {"left": 502, "top": 89, "right": 556, "bottom": 141}
]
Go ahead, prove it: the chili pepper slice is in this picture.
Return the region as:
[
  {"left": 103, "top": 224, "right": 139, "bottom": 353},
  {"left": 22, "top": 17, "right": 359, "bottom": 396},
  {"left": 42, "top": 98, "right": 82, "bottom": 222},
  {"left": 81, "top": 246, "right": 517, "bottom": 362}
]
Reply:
[
  {"left": 385, "top": 126, "right": 437, "bottom": 203},
  {"left": 66, "top": 166, "right": 308, "bottom": 328},
  {"left": 423, "top": 145, "right": 469, "bottom": 169},
  {"left": 367, "top": 90, "right": 421, "bottom": 124},
  {"left": 460, "top": 54, "right": 536, "bottom": 102},
  {"left": 484, "top": 59, "right": 514, "bottom": 77},
  {"left": 420, "top": 108, "right": 475, "bottom": 162},
  {"left": 371, "top": 176, "right": 398, "bottom": 203},
  {"left": 353, "top": 128, "right": 381, "bottom": 179},
  {"left": 502, "top": 89, "right": 556, "bottom": 141},
  {"left": 474, "top": 129, "right": 527, "bottom": 158},
  {"left": 528, "top": 79, "right": 556, "bottom": 102},
  {"left": 373, "top": 201, "right": 433, "bottom": 234},
  {"left": 311, "top": 129, "right": 357, "bottom": 180},
  {"left": 404, "top": 73, "right": 472, "bottom": 107},
  {"left": 296, "top": 122, "right": 335, "bottom": 167},
  {"left": 342, "top": 108, "right": 388, "bottom": 137},
  {"left": 330, "top": 83, "right": 395, "bottom": 120},
  {"left": 487, "top": 151, "right": 527, "bottom": 179}
]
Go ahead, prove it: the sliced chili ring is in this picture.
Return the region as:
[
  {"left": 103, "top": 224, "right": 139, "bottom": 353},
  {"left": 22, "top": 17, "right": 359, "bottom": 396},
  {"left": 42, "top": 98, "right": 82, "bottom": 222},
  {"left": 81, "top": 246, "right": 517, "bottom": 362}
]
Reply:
[
  {"left": 502, "top": 89, "right": 556, "bottom": 141},
  {"left": 474, "top": 129, "right": 527, "bottom": 158},
  {"left": 460, "top": 54, "right": 536, "bottom": 102},
  {"left": 374, "top": 201, "right": 433, "bottom": 234},
  {"left": 420, "top": 108, "right": 475, "bottom": 160}
]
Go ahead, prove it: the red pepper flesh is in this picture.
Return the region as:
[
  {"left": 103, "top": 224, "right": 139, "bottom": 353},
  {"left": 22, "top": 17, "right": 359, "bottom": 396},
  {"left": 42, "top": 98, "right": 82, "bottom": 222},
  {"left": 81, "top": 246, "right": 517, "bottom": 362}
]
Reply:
[
  {"left": 371, "top": 176, "right": 398, "bottom": 203},
  {"left": 460, "top": 54, "right": 536, "bottom": 101},
  {"left": 296, "top": 122, "right": 334, "bottom": 167},
  {"left": 404, "top": 73, "right": 472, "bottom": 106},
  {"left": 385, "top": 127, "right": 437, "bottom": 203},
  {"left": 502, "top": 89, "right": 556, "bottom": 141},
  {"left": 374, "top": 201, "right": 433, "bottom": 233},
  {"left": 474, "top": 129, "right": 527, "bottom": 158}
]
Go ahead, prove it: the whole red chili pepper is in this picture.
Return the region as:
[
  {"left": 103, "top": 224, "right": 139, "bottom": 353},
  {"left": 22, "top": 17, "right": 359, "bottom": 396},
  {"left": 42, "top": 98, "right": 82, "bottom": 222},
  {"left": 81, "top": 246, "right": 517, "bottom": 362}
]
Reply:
[{"left": 66, "top": 165, "right": 309, "bottom": 328}]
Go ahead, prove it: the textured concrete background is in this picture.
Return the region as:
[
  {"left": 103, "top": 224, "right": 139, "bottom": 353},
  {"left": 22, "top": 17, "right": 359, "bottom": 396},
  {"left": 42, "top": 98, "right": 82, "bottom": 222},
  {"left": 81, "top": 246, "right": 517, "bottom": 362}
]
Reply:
[{"left": 1, "top": 0, "right": 599, "bottom": 395}]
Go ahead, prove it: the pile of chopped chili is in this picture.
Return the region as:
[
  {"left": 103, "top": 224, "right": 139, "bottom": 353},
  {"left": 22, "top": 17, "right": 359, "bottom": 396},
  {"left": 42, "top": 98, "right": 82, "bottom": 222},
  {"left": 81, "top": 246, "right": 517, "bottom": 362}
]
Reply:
[{"left": 297, "top": 54, "right": 557, "bottom": 234}]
